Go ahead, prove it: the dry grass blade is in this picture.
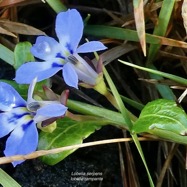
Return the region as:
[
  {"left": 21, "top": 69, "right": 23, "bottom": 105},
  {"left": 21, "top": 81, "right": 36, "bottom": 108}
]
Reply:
[
  {"left": 103, "top": 8, "right": 124, "bottom": 25},
  {"left": 156, "top": 144, "right": 179, "bottom": 187},
  {"left": 0, "top": 25, "right": 16, "bottom": 37},
  {"left": 118, "top": 143, "right": 128, "bottom": 187},
  {"left": 133, "top": 0, "right": 146, "bottom": 56},
  {"left": 159, "top": 50, "right": 187, "bottom": 61},
  {"left": 153, "top": 34, "right": 187, "bottom": 49},
  {"left": 0, "top": 0, "right": 40, "bottom": 7},
  {"left": 126, "top": 143, "right": 140, "bottom": 187},
  {"left": 123, "top": 131, "right": 140, "bottom": 187},
  {"left": 178, "top": 88, "right": 187, "bottom": 103},
  {"left": 0, "top": 137, "right": 149, "bottom": 165},
  {"left": 0, "top": 20, "right": 46, "bottom": 35},
  {"left": 93, "top": 43, "right": 137, "bottom": 66}
]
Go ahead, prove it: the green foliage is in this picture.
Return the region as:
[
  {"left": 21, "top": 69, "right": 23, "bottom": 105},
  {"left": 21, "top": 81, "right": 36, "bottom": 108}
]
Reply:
[
  {"left": 147, "top": 0, "right": 176, "bottom": 64},
  {"left": 1, "top": 1, "right": 187, "bottom": 186},
  {"left": 133, "top": 99, "right": 187, "bottom": 144},
  {"left": 103, "top": 67, "right": 133, "bottom": 130},
  {"left": 103, "top": 66, "right": 154, "bottom": 186},
  {"left": 146, "top": 0, "right": 176, "bottom": 100},
  {"left": 14, "top": 42, "right": 35, "bottom": 70},
  {"left": 0, "top": 169, "right": 21, "bottom": 187},
  {"left": 45, "top": 0, "right": 67, "bottom": 13},
  {"left": 147, "top": 66, "right": 176, "bottom": 100},
  {"left": 67, "top": 99, "right": 127, "bottom": 128},
  {"left": 38, "top": 117, "right": 108, "bottom": 165},
  {"left": 84, "top": 25, "right": 187, "bottom": 48},
  {"left": 119, "top": 60, "right": 187, "bottom": 86},
  {"left": 0, "top": 44, "right": 14, "bottom": 66}
]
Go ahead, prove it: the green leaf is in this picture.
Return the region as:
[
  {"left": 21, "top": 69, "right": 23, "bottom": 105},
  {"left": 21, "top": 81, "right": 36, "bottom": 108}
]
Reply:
[
  {"left": 145, "top": 0, "right": 176, "bottom": 100},
  {"left": 0, "top": 169, "right": 21, "bottom": 187},
  {"left": 119, "top": 60, "right": 177, "bottom": 100},
  {"left": 45, "top": 0, "right": 67, "bottom": 13},
  {"left": 119, "top": 60, "right": 187, "bottom": 87},
  {"left": 133, "top": 99, "right": 187, "bottom": 144},
  {"left": 84, "top": 25, "right": 187, "bottom": 48},
  {"left": 147, "top": 0, "right": 175, "bottom": 64},
  {"left": 14, "top": 42, "right": 35, "bottom": 70},
  {"left": 148, "top": 65, "right": 175, "bottom": 100},
  {"left": 121, "top": 95, "right": 144, "bottom": 110},
  {"left": 38, "top": 117, "right": 108, "bottom": 165},
  {"left": 0, "top": 44, "right": 14, "bottom": 66},
  {"left": 67, "top": 99, "right": 128, "bottom": 128}
]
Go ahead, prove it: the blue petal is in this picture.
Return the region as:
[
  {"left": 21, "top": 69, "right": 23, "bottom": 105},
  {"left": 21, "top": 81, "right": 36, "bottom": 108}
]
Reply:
[
  {"left": 34, "top": 103, "right": 68, "bottom": 122},
  {"left": 4, "top": 120, "right": 38, "bottom": 167},
  {"left": 62, "top": 63, "right": 78, "bottom": 88},
  {"left": 0, "top": 82, "right": 26, "bottom": 111},
  {"left": 15, "top": 61, "right": 63, "bottom": 84},
  {"left": 31, "top": 36, "right": 61, "bottom": 60},
  {"left": 0, "top": 113, "right": 17, "bottom": 138},
  {"left": 76, "top": 41, "right": 107, "bottom": 53},
  {"left": 55, "top": 9, "right": 83, "bottom": 53},
  {"left": 0, "top": 107, "right": 31, "bottom": 138}
]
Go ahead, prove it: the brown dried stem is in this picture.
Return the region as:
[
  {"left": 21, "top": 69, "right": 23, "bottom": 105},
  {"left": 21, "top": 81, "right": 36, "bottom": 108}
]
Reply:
[{"left": 0, "top": 137, "right": 151, "bottom": 165}]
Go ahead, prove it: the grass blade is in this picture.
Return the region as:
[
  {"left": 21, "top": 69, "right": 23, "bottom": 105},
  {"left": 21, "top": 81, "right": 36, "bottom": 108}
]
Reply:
[
  {"left": 0, "top": 44, "right": 14, "bottom": 66},
  {"left": 103, "top": 67, "right": 133, "bottom": 130},
  {"left": 147, "top": 0, "right": 175, "bottom": 64},
  {"left": 103, "top": 66, "right": 154, "bottom": 186},
  {"left": 85, "top": 25, "right": 187, "bottom": 48},
  {"left": 131, "top": 134, "right": 155, "bottom": 187},
  {"left": 45, "top": 0, "right": 67, "bottom": 13},
  {"left": 0, "top": 169, "right": 21, "bottom": 187},
  {"left": 119, "top": 60, "right": 187, "bottom": 86}
]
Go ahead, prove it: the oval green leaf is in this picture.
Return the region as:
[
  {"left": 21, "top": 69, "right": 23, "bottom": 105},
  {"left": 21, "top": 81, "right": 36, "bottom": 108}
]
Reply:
[
  {"left": 38, "top": 117, "right": 108, "bottom": 165},
  {"left": 133, "top": 99, "right": 187, "bottom": 144},
  {"left": 14, "top": 41, "right": 35, "bottom": 70}
]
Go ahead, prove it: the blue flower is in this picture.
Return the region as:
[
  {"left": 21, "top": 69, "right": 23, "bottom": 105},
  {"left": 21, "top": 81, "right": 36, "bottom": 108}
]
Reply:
[
  {"left": 15, "top": 9, "right": 107, "bottom": 88},
  {"left": 0, "top": 79, "right": 67, "bottom": 166}
]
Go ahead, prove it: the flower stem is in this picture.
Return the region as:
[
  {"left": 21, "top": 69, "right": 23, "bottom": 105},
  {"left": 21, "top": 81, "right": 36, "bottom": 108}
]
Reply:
[
  {"left": 66, "top": 111, "right": 107, "bottom": 122},
  {"left": 94, "top": 78, "right": 119, "bottom": 109}
]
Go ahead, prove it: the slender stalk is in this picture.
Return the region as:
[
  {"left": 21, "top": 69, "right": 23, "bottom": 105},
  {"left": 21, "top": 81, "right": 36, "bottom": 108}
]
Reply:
[
  {"left": 119, "top": 60, "right": 187, "bottom": 86},
  {"left": 103, "top": 67, "right": 133, "bottom": 130},
  {"left": 131, "top": 133, "right": 155, "bottom": 187},
  {"left": 94, "top": 79, "right": 119, "bottom": 109}
]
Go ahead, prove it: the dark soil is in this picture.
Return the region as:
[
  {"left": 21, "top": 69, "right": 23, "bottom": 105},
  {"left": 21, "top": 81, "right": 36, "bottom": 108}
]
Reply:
[{"left": 2, "top": 126, "right": 123, "bottom": 187}]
